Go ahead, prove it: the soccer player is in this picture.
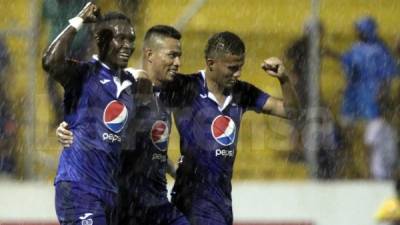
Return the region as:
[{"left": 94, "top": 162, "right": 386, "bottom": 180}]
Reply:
[
  {"left": 42, "top": 3, "right": 136, "bottom": 225},
  {"left": 115, "top": 25, "right": 190, "bottom": 225},
  {"left": 159, "top": 31, "right": 299, "bottom": 225},
  {"left": 56, "top": 25, "right": 190, "bottom": 225}
]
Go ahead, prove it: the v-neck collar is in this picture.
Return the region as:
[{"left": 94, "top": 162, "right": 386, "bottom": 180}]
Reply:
[
  {"left": 93, "top": 55, "right": 133, "bottom": 98},
  {"left": 199, "top": 70, "right": 233, "bottom": 112}
]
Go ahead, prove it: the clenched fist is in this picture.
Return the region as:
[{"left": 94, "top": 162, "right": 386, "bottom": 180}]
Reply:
[
  {"left": 261, "top": 57, "right": 287, "bottom": 80},
  {"left": 76, "top": 2, "right": 101, "bottom": 23}
]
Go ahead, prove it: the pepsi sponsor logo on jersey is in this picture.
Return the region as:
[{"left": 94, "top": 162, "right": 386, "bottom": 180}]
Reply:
[
  {"left": 215, "top": 148, "right": 234, "bottom": 157},
  {"left": 152, "top": 153, "right": 167, "bottom": 162},
  {"left": 103, "top": 100, "right": 128, "bottom": 133},
  {"left": 102, "top": 133, "right": 121, "bottom": 143},
  {"left": 150, "top": 120, "right": 169, "bottom": 151},
  {"left": 211, "top": 115, "right": 236, "bottom": 146}
]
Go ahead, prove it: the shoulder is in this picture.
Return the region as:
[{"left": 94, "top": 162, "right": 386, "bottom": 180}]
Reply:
[
  {"left": 232, "top": 80, "right": 269, "bottom": 106},
  {"left": 232, "top": 80, "right": 256, "bottom": 92},
  {"left": 159, "top": 72, "right": 201, "bottom": 107},
  {"left": 124, "top": 67, "right": 143, "bottom": 81},
  {"left": 174, "top": 72, "right": 202, "bottom": 83},
  {"left": 164, "top": 72, "right": 201, "bottom": 90}
]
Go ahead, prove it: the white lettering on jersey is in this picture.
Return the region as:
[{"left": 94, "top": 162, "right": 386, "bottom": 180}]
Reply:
[{"left": 215, "top": 148, "right": 234, "bottom": 157}]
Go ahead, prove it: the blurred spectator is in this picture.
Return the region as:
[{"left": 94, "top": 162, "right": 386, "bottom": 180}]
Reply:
[
  {"left": 41, "top": 0, "right": 96, "bottom": 124},
  {"left": 285, "top": 20, "right": 324, "bottom": 110},
  {"left": 315, "top": 107, "right": 344, "bottom": 179},
  {"left": 0, "top": 36, "right": 17, "bottom": 176},
  {"left": 285, "top": 20, "right": 343, "bottom": 178},
  {"left": 285, "top": 20, "right": 323, "bottom": 162},
  {"left": 338, "top": 16, "right": 398, "bottom": 179}
]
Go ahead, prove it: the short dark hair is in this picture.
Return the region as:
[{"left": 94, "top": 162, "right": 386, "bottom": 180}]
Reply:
[
  {"left": 143, "top": 25, "right": 181, "bottom": 48},
  {"left": 96, "top": 11, "right": 133, "bottom": 36},
  {"left": 204, "top": 31, "right": 245, "bottom": 59}
]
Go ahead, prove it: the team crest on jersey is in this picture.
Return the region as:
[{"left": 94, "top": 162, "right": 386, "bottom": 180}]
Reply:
[
  {"left": 151, "top": 120, "right": 169, "bottom": 151},
  {"left": 211, "top": 115, "right": 236, "bottom": 146},
  {"left": 103, "top": 100, "right": 128, "bottom": 133}
]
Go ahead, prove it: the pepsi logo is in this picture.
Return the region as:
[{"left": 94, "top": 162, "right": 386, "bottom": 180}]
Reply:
[
  {"left": 211, "top": 115, "right": 236, "bottom": 146},
  {"left": 103, "top": 100, "right": 128, "bottom": 133},
  {"left": 150, "top": 120, "right": 169, "bottom": 151}
]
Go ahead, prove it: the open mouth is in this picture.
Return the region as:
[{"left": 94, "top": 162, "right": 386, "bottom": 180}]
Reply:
[
  {"left": 118, "top": 51, "right": 131, "bottom": 61},
  {"left": 168, "top": 69, "right": 177, "bottom": 77}
]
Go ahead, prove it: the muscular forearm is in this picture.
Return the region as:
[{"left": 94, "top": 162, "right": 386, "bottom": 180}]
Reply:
[{"left": 42, "top": 25, "right": 78, "bottom": 73}]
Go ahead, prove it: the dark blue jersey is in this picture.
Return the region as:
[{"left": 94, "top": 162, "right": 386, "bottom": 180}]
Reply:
[
  {"left": 161, "top": 71, "right": 269, "bottom": 222},
  {"left": 119, "top": 84, "right": 172, "bottom": 206},
  {"left": 54, "top": 58, "right": 135, "bottom": 194}
]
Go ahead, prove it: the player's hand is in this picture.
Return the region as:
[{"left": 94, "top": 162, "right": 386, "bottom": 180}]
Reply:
[
  {"left": 77, "top": 2, "right": 101, "bottom": 23},
  {"left": 261, "top": 57, "right": 287, "bottom": 80},
  {"left": 56, "top": 121, "right": 74, "bottom": 148},
  {"left": 126, "top": 68, "right": 153, "bottom": 103}
]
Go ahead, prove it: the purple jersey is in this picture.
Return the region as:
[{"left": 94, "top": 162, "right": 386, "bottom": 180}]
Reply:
[
  {"left": 161, "top": 71, "right": 269, "bottom": 224},
  {"left": 114, "top": 69, "right": 189, "bottom": 225},
  {"left": 118, "top": 86, "right": 171, "bottom": 206},
  {"left": 54, "top": 58, "right": 135, "bottom": 194}
]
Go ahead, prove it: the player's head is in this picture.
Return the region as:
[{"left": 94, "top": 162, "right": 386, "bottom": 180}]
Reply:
[
  {"left": 143, "top": 25, "right": 182, "bottom": 85},
  {"left": 205, "top": 31, "right": 245, "bottom": 90},
  {"left": 95, "top": 12, "right": 136, "bottom": 70},
  {"left": 354, "top": 16, "right": 378, "bottom": 42}
]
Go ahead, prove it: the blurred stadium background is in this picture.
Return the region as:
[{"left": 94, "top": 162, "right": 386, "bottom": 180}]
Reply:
[{"left": 0, "top": 0, "right": 400, "bottom": 224}]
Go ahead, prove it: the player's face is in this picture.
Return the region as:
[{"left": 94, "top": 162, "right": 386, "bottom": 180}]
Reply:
[
  {"left": 213, "top": 53, "right": 244, "bottom": 89},
  {"left": 102, "top": 20, "right": 136, "bottom": 70},
  {"left": 151, "top": 37, "right": 182, "bottom": 83}
]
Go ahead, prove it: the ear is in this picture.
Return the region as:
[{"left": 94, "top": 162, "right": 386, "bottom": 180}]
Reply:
[
  {"left": 206, "top": 58, "right": 215, "bottom": 71},
  {"left": 144, "top": 47, "right": 153, "bottom": 63}
]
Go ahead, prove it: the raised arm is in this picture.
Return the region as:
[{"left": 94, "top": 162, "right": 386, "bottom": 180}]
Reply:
[
  {"left": 261, "top": 57, "right": 300, "bottom": 120},
  {"left": 42, "top": 2, "right": 99, "bottom": 85}
]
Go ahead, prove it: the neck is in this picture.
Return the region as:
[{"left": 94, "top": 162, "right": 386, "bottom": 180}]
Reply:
[
  {"left": 142, "top": 62, "right": 159, "bottom": 86},
  {"left": 205, "top": 70, "right": 224, "bottom": 95},
  {"left": 99, "top": 56, "right": 119, "bottom": 72}
]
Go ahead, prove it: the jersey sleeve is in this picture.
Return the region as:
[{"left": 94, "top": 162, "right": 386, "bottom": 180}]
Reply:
[
  {"left": 159, "top": 74, "right": 199, "bottom": 108},
  {"left": 233, "top": 81, "right": 269, "bottom": 113},
  {"left": 47, "top": 58, "right": 88, "bottom": 89}
]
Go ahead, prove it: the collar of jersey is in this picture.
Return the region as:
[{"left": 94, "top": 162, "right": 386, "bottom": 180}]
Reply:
[
  {"left": 199, "top": 70, "right": 233, "bottom": 111},
  {"left": 92, "top": 55, "right": 112, "bottom": 70},
  {"left": 92, "top": 55, "right": 133, "bottom": 98}
]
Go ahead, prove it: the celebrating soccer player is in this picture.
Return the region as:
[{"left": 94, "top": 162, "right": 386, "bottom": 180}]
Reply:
[
  {"left": 42, "top": 2, "right": 137, "bottom": 225},
  {"left": 160, "top": 31, "right": 300, "bottom": 225}
]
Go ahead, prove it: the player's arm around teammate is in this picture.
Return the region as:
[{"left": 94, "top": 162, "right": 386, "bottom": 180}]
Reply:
[
  {"left": 260, "top": 57, "right": 300, "bottom": 120},
  {"left": 55, "top": 119, "right": 178, "bottom": 178}
]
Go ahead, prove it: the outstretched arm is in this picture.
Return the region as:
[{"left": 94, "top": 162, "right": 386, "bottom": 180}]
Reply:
[
  {"left": 42, "top": 2, "right": 100, "bottom": 85},
  {"left": 261, "top": 57, "right": 300, "bottom": 120}
]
